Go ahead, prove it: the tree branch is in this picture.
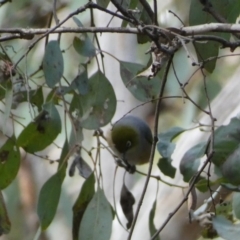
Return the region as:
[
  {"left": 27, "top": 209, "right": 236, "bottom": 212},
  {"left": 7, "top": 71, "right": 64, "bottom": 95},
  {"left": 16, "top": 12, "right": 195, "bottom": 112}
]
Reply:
[
  {"left": 1, "top": 23, "right": 240, "bottom": 37},
  {"left": 127, "top": 55, "right": 174, "bottom": 240}
]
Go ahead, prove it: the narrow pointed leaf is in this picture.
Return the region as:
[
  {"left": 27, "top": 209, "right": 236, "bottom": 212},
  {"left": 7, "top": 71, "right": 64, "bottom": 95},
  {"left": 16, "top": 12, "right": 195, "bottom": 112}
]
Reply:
[
  {"left": 149, "top": 199, "right": 160, "bottom": 240},
  {"left": 0, "top": 192, "right": 11, "bottom": 235},
  {"left": 37, "top": 140, "right": 68, "bottom": 230},
  {"left": 37, "top": 171, "right": 64, "bottom": 230},
  {"left": 72, "top": 173, "right": 95, "bottom": 240}
]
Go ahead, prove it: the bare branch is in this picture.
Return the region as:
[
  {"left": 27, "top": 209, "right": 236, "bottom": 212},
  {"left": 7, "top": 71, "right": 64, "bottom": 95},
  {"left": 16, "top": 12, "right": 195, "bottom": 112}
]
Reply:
[
  {"left": 1, "top": 23, "right": 240, "bottom": 38},
  {"left": 182, "top": 23, "right": 240, "bottom": 35},
  {"left": 127, "top": 55, "right": 174, "bottom": 240},
  {"left": 139, "top": 0, "right": 154, "bottom": 23}
]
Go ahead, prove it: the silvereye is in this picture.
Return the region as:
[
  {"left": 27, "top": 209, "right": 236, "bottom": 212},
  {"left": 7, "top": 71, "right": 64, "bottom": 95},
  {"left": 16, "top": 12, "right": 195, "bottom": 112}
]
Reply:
[{"left": 107, "top": 115, "right": 153, "bottom": 167}]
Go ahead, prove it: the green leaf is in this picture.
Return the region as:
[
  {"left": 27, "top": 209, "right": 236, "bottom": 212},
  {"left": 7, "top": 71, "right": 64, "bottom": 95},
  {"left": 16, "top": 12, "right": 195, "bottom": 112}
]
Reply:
[
  {"left": 120, "top": 61, "right": 161, "bottom": 101},
  {"left": 46, "top": 87, "right": 71, "bottom": 105},
  {"left": 212, "top": 215, "right": 240, "bottom": 240},
  {"left": 157, "top": 158, "right": 176, "bottom": 178},
  {"left": 17, "top": 87, "right": 44, "bottom": 111},
  {"left": 72, "top": 17, "right": 96, "bottom": 58},
  {"left": 180, "top": 142, "right": 206, "bottom": 182},
  {"left": 37, "top": 140, "right": 68, "bottom": 230},
  {"left": 37, "top": 172, "right": 64, "bottom": 230},
  {"left": 157, "top": 127, "right": 185, "bottom": 158},
  {"left": 79, "top": 188, "right": 113, "bottom": 240},
  {"left": 17, "top": 102, "right": 61, "bottom": 153},
  {"left": 70, "top": 71, "right": 116, "bottom": 129},
  {"left": 233, "top": 192, "right": 240, "bottom": 219},
  {"left": 28, "top": 87, "right": 44, "bottom": 111},
  {"left": 221, "top": 147, "right": 240, "bottom": 185},
  {"left": 70, "top": 68, "right": 89, "bottom": 95},
  {"left": 96, "top": 0, "right": 110, "bottom": 8},
  {"left": 212, "top": 117, "right": 240, "bottom": 167},
  {"left": 156, "top": 127, "right": 185, "bottom": 179},
  {"left": 72, "top": 173, "right": 95, "bottom": 240},
  {"left": 42, "top": 41, "right": 63, "bottom": 88},
  {"left": 149, "top": 199, "right": 160, "bottom": 240},
  {"left": 193, "top": 41, "right": 218, "bottom": 73},
  {"left": 0, "top": 136, "right": 20, "bottom": 189},
  {"left": 0, "top": 191, "right": 11, "bottom": 235},
  {"left": 73, "top": 36, "right": 96, "bottom": 58},
  {"left": 189, "top": 0, "right": 240, "bottom": 72},
  {"left": 136, "top": 2, "right": 152, "bottom": 44},
  {"left": 189, "top": 0, "right": 218, "bottom": 73},
  {"left": 195, "top": 178, "right": 222, "bottom": 192}
]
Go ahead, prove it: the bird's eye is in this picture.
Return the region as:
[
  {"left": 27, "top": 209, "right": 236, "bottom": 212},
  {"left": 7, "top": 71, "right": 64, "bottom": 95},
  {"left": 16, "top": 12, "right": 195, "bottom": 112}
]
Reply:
[{"left": 126, "top": 141, "right": 132, "bottom": 149}]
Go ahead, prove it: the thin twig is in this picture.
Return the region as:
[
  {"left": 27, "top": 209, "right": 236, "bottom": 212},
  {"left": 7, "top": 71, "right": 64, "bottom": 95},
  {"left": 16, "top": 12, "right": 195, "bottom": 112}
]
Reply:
[
  {"left": 139, "top": 0, "right": 154, "bottom": 23},
  {"left": 127, "top": 55, "right": 174, "bottom": 240},
  {"left": 153, "top": 0, "right": 158, "bottom": 26},
  {"left": 13, "top": 2, "right": 92, "bottom": 69},
  {"left": 151, "top": 152, "right": 214, "bottom": 240}
]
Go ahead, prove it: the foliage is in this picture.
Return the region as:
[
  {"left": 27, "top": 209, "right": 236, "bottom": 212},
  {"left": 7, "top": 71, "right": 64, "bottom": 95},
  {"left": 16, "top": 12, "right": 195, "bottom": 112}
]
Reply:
[{"left": 0, "top": 0, "right": 240, "bottom": 240}]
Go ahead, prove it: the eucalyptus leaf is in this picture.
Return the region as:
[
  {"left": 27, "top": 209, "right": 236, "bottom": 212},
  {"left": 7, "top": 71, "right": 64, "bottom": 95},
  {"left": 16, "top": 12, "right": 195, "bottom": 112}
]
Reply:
[
  {"left": 70, "top": 68, "right": 89, "bottom": 95},
  {"left": 42, "top": 41, "right": 63, "bottom": 87},
  {"left": 70, "top": 71, "right": 116, "bottom": 129},
  {"left": 72, "top": 17, "right": 96, "bottom": 58},
  {"left": 189, "top": 0, "right": 240, "bottom": 72},
  {"left": 120, "top": 61, "right": 161, "bottom": 101},
  {"left": 17, "top": 102, "right": 61, "bottom": 153},
  {"left": 0, "top": 136, "right": 20, "bottom": 189},
  {"left": 72, "top": 173, "right": 95, "bottom": 240},
  {"left": 212, "top": 215, "right": 240, "bottom": 240},
  {"left": 149, "top": 199, "right": 160, "bottom": 240},
  {"left": 0, "top": 191, "right": 11, "bottom": 235},
  {"left": 16, "top": 87, "right": 44, "bottom": 111},
  {"left": 180, "top": 142, "right": 206, "bottom": 182},
  {"left": 212, "top": 117, "right": 240, "bottom": 167},
  {"left": 221, "top": 147, "right": 240, "bottom": 185},
  {"left": 233, "top": 192, "right": 240, "bottom": 219},
  {"left": 96, "top": 0, "right": 110, "bottom": 8},
  {"left": 37, "top": 140, "right": 68, "bottom": 230},
  {"left": 157, "top": 158, "right": 176, "bottom": 179},
  {"left": 79, "top": 188, "right": 112, "bottom": 240},
  {"left": 157, "top": 127, "right": 185, "bottom": 159}
]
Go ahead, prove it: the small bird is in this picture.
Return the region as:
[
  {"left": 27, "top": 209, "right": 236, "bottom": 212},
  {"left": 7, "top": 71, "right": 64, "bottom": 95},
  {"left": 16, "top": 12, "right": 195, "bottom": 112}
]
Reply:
[{"left": 107, "top": 115, "right": 153, "bottom": 169}]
